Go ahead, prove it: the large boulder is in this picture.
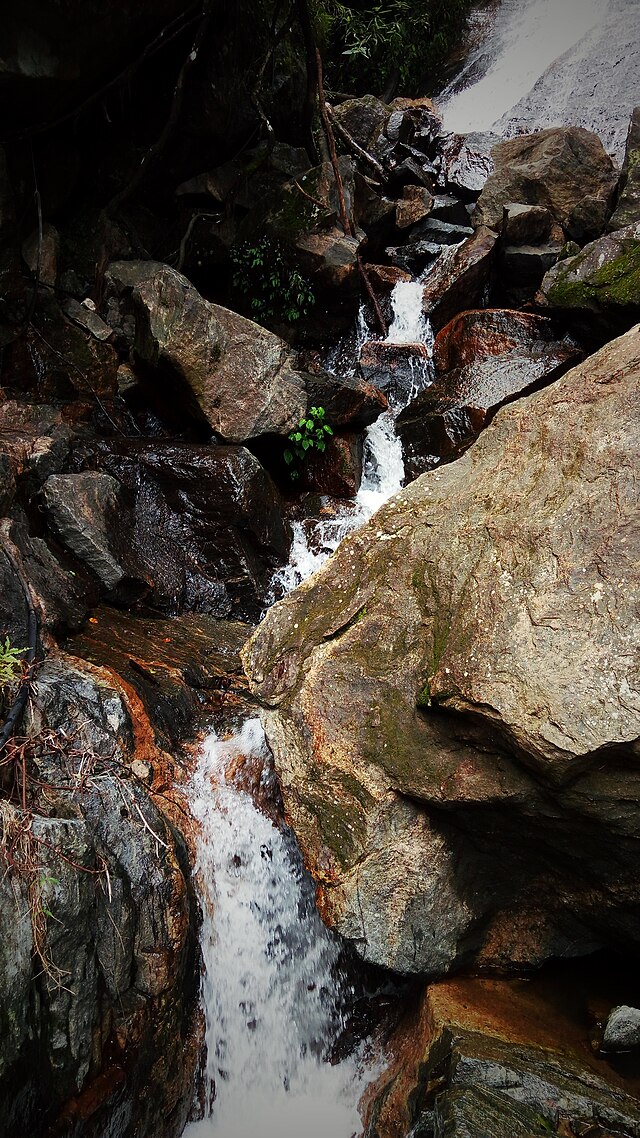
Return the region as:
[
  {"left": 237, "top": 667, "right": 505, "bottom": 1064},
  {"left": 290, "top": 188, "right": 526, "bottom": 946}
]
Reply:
[
  {"left": 539, "top": 221, "right": 640, "bottom": 335},
  {"left": 105, "top": 261, "right": 308, "bottom": 443},
  {"left": 243, "top": 326, "right": 640, "bottom": 976},
  {"left": 609, "top": 107, "right": 640, "bottom": 231},
  {"left": 473, "top": 128, "right": 619, "bottom": 242},
  {"left": 0, "top": 652, "right": 201, "bottom": 1138}
]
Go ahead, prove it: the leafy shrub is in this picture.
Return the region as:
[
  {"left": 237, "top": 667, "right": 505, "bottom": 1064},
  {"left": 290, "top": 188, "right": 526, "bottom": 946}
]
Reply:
[
  {"left": 231, "top": 236, "right": 315, "bottom": 325},
  {"left": 319, "top": 0, "right": 474, "bottom": 96},
  {"left": 0, "top": 637, "right": 24, "bottom": 688},
  {"left": 284, "top": 406, "right": 333, "bottom": 479}
]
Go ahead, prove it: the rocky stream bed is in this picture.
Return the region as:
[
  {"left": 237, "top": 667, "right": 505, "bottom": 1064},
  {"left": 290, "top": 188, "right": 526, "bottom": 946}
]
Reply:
[{"left": 0, "top": 0, "right": 640, "bottom": 1135}]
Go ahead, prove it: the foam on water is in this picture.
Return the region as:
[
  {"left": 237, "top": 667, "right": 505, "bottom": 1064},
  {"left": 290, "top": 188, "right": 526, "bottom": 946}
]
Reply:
[{"left": 184, "top": 721, "right": 368, "bottom": 1138}]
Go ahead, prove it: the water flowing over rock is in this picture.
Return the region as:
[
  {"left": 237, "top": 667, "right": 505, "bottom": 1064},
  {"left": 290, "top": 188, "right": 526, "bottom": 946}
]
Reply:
[
  {"left": 473, "top": 128, "right": 619, "bottom": 242},
  {"left": 243, "top": 326, "right": 640, "bottom": 976}
]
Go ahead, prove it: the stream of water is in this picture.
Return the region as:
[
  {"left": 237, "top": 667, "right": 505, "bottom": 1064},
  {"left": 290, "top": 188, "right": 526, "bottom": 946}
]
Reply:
[{"left": 183, "top": 284, "right": 432, "bottom": 1137}]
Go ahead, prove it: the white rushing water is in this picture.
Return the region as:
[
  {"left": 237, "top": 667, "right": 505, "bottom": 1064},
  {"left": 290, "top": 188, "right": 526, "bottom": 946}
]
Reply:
[
  {"left": 184, "top": 721, "right": 369, "bottom": 1138},
  {"left": 274, "top": 280, "right": 433, "bottom": 591},
  {"left": 183, "top": 285, "right": 431, "bottom": 1137},
  {"left": 438, "top": 0, "right": 640, "bottom": 159},
  {"left": 439, "top": 0, "right": 605, "bottom": 134}
]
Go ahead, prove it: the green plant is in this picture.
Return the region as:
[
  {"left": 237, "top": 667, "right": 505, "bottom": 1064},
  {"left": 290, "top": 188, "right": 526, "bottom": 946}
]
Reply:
[
  {"left": 231, "top": 236, "right": 315, "bottom": 325},
  {"left": 318, "top": 0, "right": 473, "bottom": 96},
  {"left": 284, "top": 405, "right": 333, "bottom": 479},
  {"left": 0, "top": 637, "right": 25, "bottom": 688}
]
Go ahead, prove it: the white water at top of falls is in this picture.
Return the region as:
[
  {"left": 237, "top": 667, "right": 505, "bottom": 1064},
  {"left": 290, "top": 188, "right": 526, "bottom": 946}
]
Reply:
[
  {"left": 184, "top": 721, "right": 370, "bottom": 1138},
  {"left": 272, "top": 281, "right": 433, "bottom": 593},
  {"left": 438, "top": 0, "right": 606, "bottom": 135}
]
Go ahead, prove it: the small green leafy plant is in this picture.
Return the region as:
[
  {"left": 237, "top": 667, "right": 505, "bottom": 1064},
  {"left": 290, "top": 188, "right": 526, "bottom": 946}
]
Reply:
[
  {"left": 231, "top": 237, "right": 315, "bottom": 325},
  {"left": 284, "top": 406, "right": 333, "bottom": 479},
  {"left": 0, "top": 637, "right": 25, "bottom": 688}
]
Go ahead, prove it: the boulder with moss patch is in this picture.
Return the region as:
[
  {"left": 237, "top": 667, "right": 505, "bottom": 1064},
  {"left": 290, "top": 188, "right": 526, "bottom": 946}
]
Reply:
[
  {"left": 540, "top": 221, "right": 640, "bottom": 334},
  {"left": 243, "top": 327, "right": 640, "bottom": 977}
]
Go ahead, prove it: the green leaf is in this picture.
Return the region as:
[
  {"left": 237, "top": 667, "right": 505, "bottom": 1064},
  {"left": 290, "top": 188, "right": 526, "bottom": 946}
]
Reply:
[{"left": 283, "top": 450, "right": 293, "bottom": 465}]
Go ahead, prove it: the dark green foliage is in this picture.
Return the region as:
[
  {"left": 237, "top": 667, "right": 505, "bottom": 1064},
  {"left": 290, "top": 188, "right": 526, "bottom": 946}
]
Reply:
[
  {"left": 231, "top": 236, "right": 315, "bottom": 325},
  {"left": 318, "top": 0, "right": 474, "bottom": 96},
  {"left": 284, "top": 406, "right": 333, "bottom": 479}
]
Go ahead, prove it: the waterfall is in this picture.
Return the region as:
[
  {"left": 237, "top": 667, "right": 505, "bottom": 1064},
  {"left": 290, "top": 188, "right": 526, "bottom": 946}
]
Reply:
[
  {"left": 438, "top": 0, "right": 605, "bottom": 135},
  {"left": 184, "top": 721, "right": 370, "bottom": 1138},
  {"left": 271, "top": 285, "right": 434, "bottom": 595}
]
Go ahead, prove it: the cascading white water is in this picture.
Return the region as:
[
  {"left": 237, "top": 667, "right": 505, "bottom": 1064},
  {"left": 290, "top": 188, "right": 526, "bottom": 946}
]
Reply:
[
  {"left": 438, "top": 0, "right": 605, "bottom": 135},
  {"left": 272, "top": 282, "right": 434, "bottom": 593},
  {"left": 182, "top": 263, "right": 434, "bottom": 1138},
  {"left": 184, "top": 720, "right": 369, "bottom": 1138}
]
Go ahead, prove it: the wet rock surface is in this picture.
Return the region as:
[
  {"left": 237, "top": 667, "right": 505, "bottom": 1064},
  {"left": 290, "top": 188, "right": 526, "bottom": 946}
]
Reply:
[
  {"left": 0, "top": 652, "right": 201, "bottom": 1138},
  {"left": 420, "top": 227, "right": 498, "bottom": 330},
  {"left": 70, "top": 437, "right": 291, "bottom": 620},
  {"left": 244, "top": 327, "right": 640, "bottom": 976}
]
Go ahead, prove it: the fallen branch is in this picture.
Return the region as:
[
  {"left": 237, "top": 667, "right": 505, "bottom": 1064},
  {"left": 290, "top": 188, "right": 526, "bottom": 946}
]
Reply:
[
  {"left": 357, "top": 255, "right": 387, "bottom": 338},
  {"left": 315, "top": 47, "right": 354, "bottom": 237},
  {"left": 327, "top": 105, "right": 387, "bottom": 182}
]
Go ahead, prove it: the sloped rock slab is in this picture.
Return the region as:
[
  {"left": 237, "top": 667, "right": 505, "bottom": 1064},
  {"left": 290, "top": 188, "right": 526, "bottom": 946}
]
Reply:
[
  {"left": 397, "top": 309, "right": 580, "bottom": 478},
  {"left": 421, "top": 227, "right": 498, "bottom": 330},
  {"left": 609, "top": 107, "right": 640, "bottom": 231},
  {"left": 243, "top": 327, "right": 640, "bottom": 976}
]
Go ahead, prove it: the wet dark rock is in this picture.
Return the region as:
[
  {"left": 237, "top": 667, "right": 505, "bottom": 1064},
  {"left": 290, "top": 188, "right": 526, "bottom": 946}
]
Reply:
[
  {"left": 363, "top": 265, "right": 412, "bottom": 294},
  {"left": 390, "top": 156, "right": 435, "bottom": 191},
  {"left": 367, "top": 978, "right": 640, "bottom": 1138},
  {"left": 421, "top": 226, "right": 498, "bottom": 330},
  {"left": 0, "top": 652, "right": 201, "bottom": 1138},
  {"left": 398, "top": 310, "right": 580, "bottom": 478},
  {"left": 0, "top": 400, "right": 74, "bottom": 495},
  {"left": 72, "top": 438, "right": 291, "bottom": 620},
  {"left": 68, "top": 607, "right": 252, "bottom": 749},
  {"left": 359, "top": 341, "right": 433, "bottom": 409},
  {"left": 609, "top": 108, "right": 640, "bottom": 231},
  {"left": 43, "top": 472, "right": 131, "bottom": 595},
  {"left": 106, "top": 260, "right": 308, "bottom": 444},
  {"left": 473, "top": 128, "right": 619, "bottom": 242},
  {"left": 303, "top": 369, "right": 387, "bottom": 431},
  {"left": 410, "top": 218, "right": 474, "bottom": 246},
  {"left": 503, "top": 202, "right": 554, "bottom": 245},
  {"left": 305, "top": 432, "right": 363, "bottom": 499},
  {"left": 353, "top": 173, "right": 396, "bottom": 234},
  {"left": 386, "top": 240, "right": 443, "bottom": 275},
  {"left": 4, "top": 299, "right": 119, "bottom": 402},
  {"left": 62, "top": 297, "right": 113, "bottom": 342},
  {"left": 603, "top": 1007, "right": 640, "bottom": 1052},
  {"left": 243, "top": 327, "right": 640, "bottom": 976},
  {"left": 443, "top": 132, "right": 498, "bottom": 199},
  {"left": 499, "top": 240, "right": 565, "bottom": 305},
  {"left": 539, "top": 220, "right": 640, "bottom": 334},
  {"left": 0, "top": 147, "right": 15, "bottom": 240},
  {"left": 429, "top": 194, "right": 473, "bottom": 226}
]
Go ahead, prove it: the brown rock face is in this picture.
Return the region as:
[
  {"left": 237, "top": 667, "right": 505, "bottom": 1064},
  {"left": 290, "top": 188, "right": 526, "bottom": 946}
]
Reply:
[
  {"left": 473, "top": 128, "right": 619, "bottom": 242},
  {"left": 243, "top": 327, "right": 640, "bottom": 976},
  {"left": 609, "top": 107, "right": 640, "bottom": 231},
  {"left": 106, "top": 261, "right": 307, "bottom": 443},
  {"left": 421, "top": 227, "right": 498, "bottom": 330}
]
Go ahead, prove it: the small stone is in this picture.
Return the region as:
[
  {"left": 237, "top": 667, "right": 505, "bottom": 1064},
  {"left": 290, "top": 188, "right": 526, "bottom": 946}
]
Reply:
[
  {"left": 396, "top": 185, "right": 434, "bottom": 230},
  {"left": 130, "top": 759, "right": 152, "bottom": 784},
  {"left": 603, "top": 1005, "right": 640, "bottom": 1051}
]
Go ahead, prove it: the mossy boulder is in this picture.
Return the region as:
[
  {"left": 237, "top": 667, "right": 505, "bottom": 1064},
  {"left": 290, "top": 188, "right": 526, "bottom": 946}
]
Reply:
[
  {"left": 608, "top": 107, "right": 640, "bottom": 231},
  {"left": 243, "top": 326, "right": 640, "bottom": 976},
  {"left": 540, "top": 220, "right": 640, "bottom": 333}
]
